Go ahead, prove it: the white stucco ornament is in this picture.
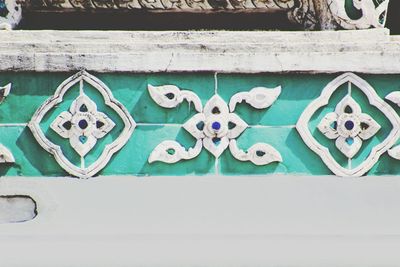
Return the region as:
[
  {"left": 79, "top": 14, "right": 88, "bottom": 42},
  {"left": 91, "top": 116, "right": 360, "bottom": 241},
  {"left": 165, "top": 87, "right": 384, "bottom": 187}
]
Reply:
[
  {"left": 0, "top": 144, "right": 14, "bottom": 163},
  {"left": 0, "top": 83, "right": 11, "bottom": 103},
  {"left": 148, "top": 84, "right": 202, "bottom": 112},
  {"left": 50, "top": 93, "right": 116, "bottom": 157},
  {"left": 0, "top": 83, "right": 14, "bottom": 163},
  {"left": 148, "top": 84, "right": 282, "bottom": 165},
  {"left": 385, "top": 91, "right": 400, "bottom": 160},
  {"left": 297, "top": 72, "right": 400, "bottom": 177},
  {"left": 0, "top": 0, "right": 22, "bottom": 29},
  {"left": 317, "top": 95, "right": 381, "bottom": 158},
  {"left": 29, "top": 71, "right": 136, "bottom": 179},
  {"left": 328, "top": 0, "right": 389, "bottom": 29},
  {"left": 148, "top": 140, "right": 202, "bottom": 164}
]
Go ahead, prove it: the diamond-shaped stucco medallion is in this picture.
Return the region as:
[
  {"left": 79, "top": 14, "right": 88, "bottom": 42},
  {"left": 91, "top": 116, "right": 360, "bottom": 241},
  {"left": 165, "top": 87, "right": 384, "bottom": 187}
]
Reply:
[
  {"left": 296, "top": 72, "right": 400, "bottom": 177},
  {"left": 28, "top": 70, "right": 136, "bottom": 178}
]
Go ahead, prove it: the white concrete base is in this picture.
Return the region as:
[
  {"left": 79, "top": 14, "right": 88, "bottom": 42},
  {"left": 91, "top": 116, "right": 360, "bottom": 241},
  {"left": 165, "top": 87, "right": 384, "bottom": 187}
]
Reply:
[{"left": 1, "top": 175, "right": 400, "bottom": 266}]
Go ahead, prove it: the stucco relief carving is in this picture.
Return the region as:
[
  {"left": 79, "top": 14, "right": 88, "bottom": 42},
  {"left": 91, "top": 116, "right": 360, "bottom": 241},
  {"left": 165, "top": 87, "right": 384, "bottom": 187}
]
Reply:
[
  {"left": 297, "top": 72, "right": 400, "bottom": 177},
  {"left": 0, "top": 83, "right": 11, "bottom": 103},
  {"left": 384, "top": 92, "right": 400, "bottom": 161},
  {"left": 0, "top": 83, "right": 14, "bottom": 164},
  {"left": 50, "top": 92, "right": 116, "bottom": 157},
  {"left": 327, "top": 0, "right": 389, "bottom": 29},
  {"left": 0, "top": 0, "right": 21, "bottom": 29},
  {"left": 0, "top": 144, "right": 14, "bottom": 163},
  {"left": 148, "top": 84, "right": 282, "bottom": 165},
  {"left": 317, "top": 95, "right": 381, "bottom": 158},
  {"left": 12, "top": 0, "right": 390, "bottom": 30},
  {"left": 289, "top": 0, "right": 390, "bottom": 30},
  {"left": 29, "top": 71, "right": 136, "bottom": 179}
]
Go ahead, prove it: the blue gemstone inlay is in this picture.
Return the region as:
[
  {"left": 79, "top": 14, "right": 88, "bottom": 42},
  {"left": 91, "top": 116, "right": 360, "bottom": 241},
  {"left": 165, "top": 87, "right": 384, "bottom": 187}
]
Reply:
[
  {"left": 78, "top": 119, "right": 88, "bottom": 129},
  {"left": 79, "top": 135, "right": 87, "bottom": 144},
  {"left": 345, "top": 120, "right": 354, "bottom": 130},
  {"left": 212, "top": 122, "right": 221, "bottom": 130},
  {"left": 196, "top": 121, "right": 204, "bottom": 131},
  {"left": 345, "top": 137, "right": 354, "bottom": 145},
  {"left": 212, "top": 137, "right": 221, "bottom": 145}
]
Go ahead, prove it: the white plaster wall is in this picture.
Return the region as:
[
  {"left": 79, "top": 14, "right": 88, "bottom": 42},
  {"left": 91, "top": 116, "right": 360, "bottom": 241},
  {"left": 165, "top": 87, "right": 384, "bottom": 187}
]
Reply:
[{"left": 0, "top": 176, "right": 400, "bottom": 266}]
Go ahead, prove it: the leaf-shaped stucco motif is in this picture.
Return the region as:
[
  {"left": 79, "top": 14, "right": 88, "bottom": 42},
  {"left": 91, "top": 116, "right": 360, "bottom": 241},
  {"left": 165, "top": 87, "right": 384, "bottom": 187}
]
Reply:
[
  {"left": 148, "top": 84, "right": 202, "bottom": 112},
  {"left": 203, "top": 95, "right": 229, "bottom": 117},
  {"left": 0, "top": 83, "right": 11, "bottom": 104},
  {"left": 50, "top": 111, "right": 73, "bottom": 139},
  {"left": 229, "top": 86, "right": 281, "bottom": 112},
  {"left": 358, "top": 113, "right": 381, "bottom": 140},
  {"left": 226, "top": 113, "right": 248, "bottom": 139},
  {"left": 183, "top": 113, "right": 206, "bottom": 139},
  {"left": 0, "top": 144, "right": 15, "bottom": 163},
  {"left": 335, "top": 95, "right": 362, "bottom": 116},
  {"left": 335, "top": 136, "right": 362, "bottom": 159},
  {"left": 148, "top": 140, "right": 202, "bottom": 164},
  {"left": 317, "top": 112, "right": 339, "bottom": 140},
  {"left": 229, "top": 140, "right": 282, "bottom": 165},
  {"left": 203, "top": 136, "right": 229, "bottom": 158}
]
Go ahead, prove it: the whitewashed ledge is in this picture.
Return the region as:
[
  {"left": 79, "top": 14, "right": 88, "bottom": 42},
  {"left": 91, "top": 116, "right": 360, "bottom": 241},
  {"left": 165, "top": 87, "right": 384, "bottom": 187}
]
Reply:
[
  {"left": 0, "top": 28, "right": 399, "bottom": 74},
  {"left": 1, "top": 176, "right": 400, "bottom": 267}
]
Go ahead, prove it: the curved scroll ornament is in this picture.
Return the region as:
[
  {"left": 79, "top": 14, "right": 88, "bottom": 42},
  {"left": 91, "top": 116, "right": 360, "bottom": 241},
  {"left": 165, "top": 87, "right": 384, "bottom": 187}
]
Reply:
[
  {"left": 328, "top": 0, "right": 389, "bottom": 29},
  {"left": 297, "top": 73, "right": 400, "bottom": 177},
  {"left": 149, "top": 140, "right": 202, "bottom": 163},
  {"left": 385, "top": 92, "right": 400, "bottom": 160},
  {"left": 29, "top": 71, "right": 136, "bottom": 178},
  {"left": 0, "top": 83, "right": 15, "bottom": 163},
  {"left": 229, "top": 86, "right": 281, "bottom": 111},
  {"left": 0, "top": 0, "right": 21, "bottom": 29},
  {"left": 148, "top": 84, "right": 282, "bottom": 165},
  {"left": 229, "top": 140, "right": 282, "bottom": 166},
  {"left": 148, "top": 85, "right": 202, "bottom": 112},
  {"left": 0, "top": 83, "right": 11, "bottom": 103}
]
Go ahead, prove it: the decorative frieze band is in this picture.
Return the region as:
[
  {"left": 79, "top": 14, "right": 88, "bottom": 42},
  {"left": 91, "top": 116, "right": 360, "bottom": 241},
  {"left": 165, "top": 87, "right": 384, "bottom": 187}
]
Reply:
[
  {"left": 1, "top": 71, "right": 400, "bottom": 178},
  {"left": 0, "top": 0, "right": 390, "bottom": 30}
]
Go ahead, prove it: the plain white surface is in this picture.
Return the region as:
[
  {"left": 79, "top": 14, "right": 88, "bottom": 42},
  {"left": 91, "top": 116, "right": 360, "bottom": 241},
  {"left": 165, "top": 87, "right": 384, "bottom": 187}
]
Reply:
[
  {"left": 0, "top": 195, "right": 36, "bottom": 223},
  {"left": 1, "top": 175, "right": 400, "bottom": 266}
]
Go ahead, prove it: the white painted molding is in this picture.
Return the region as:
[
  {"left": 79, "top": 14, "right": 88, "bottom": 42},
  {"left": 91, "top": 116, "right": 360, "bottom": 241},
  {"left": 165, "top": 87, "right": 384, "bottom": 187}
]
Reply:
[
  {"left": 296, "top": 72, "right": 400, "bottom": 177},
  {"left": 0, "top": 29, "right": 397, "bottom": 74},
  {"left": 28, "top": 70, "right": 136, "bottom": 179}
]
